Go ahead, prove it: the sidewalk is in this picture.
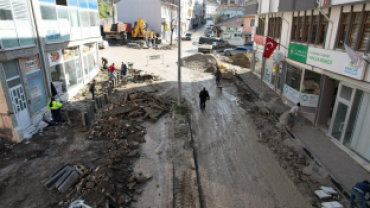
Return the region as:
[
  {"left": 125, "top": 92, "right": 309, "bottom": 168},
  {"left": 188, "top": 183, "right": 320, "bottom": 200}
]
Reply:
[{"left": 237, "top": 71, "right": 370, "bottom": 195}]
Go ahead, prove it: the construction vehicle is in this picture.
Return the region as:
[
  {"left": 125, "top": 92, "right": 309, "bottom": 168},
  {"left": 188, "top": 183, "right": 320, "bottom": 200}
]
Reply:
[
  {"left": 131, "top": 18, "right": 157, "bottom": 39},
  {"left": 103, "top": 22, "right": 132, "bottom": 40}
]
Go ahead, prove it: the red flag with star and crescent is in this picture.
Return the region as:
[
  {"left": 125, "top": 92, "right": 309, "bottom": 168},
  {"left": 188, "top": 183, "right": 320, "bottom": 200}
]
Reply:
[{"left": 263, "top": 37, "right": 279, "bottom": 58}]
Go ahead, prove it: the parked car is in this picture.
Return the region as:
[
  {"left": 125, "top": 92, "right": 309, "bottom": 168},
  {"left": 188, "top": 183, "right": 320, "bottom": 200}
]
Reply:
[
  {"left": 185, "top": 33, "right": 192, "bottom": 40},
  {"left": 98, "top": 40, "right": 109, "bottom": 49},
  {"left": 223, "top": 47, "right": 251, "bottom": 56},
  {"left": 198, "top": 37, "right": 214, "bottom": 53}
]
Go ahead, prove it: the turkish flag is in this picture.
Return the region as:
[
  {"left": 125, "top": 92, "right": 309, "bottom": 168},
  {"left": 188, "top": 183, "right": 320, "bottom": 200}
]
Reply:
[{"left": 263, "top": 37, "right": 279, "bottom": 58}]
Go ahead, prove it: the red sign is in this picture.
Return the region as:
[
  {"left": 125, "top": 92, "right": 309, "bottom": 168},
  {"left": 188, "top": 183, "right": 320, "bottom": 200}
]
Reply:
[
  {"left": 263, "top": 37, "right": 279, "bottom": 58},
  {"left": 253, "top": 35, "right": 266, "bottom": 44}
]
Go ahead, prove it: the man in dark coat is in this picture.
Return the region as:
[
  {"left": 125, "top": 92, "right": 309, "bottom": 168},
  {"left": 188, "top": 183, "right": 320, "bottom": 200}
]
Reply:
[{"left": 199, "top": 87, "right": 210, "bottom": 111}]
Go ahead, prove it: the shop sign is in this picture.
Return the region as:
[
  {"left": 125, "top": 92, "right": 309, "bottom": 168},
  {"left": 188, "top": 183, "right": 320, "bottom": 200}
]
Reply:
[
  {"left": 306, "top": 47, "right": 365, "bottom": 80},
  {"left": 253, "top": 35, "right": 265, "bottom": 44},
  {"left": 45, "top": 29, "right": 61, "bottom": 42},
  {"left": 26, "top": 70, "right": 47, "bottom": 113},
  {"left": 288, "top": 43, "right": 308, "bottom": 63},
  {"left": 300, "top": 93, "right": 319, "bottom": 107},
  {"left": 23, "top": 56, "right": 39, "bottom": 74},
  {"left": 284, "top": 84, "right": 299, "bottom": 103},
  {"left": 47, "top": 50, "right": 63, "bottom": 67}
]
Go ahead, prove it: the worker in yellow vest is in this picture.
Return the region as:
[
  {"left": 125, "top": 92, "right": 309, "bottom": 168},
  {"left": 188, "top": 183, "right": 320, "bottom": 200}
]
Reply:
[{"left": 47, "top": 96, "right": 64, "bottom": 124}]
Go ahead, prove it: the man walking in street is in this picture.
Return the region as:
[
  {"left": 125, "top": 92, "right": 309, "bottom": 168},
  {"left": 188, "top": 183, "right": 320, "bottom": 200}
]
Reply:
[
  {"left": 288, "top": 102, "right": 300, "bottom": 129},
  {"left": 89, "top": 80, "right": 96, "bottom": 100},
  {"left": 350, "top": 180, "right": 370, "bottom": 208},
  {"left": 215, "top": 67, "right": 221, "bottom": 84},
  {"left": 199, "top": 87, "right": 210, "bottom": 111},
  {"left": 108, "top": 63, "right": 117, "bottom": 85}
]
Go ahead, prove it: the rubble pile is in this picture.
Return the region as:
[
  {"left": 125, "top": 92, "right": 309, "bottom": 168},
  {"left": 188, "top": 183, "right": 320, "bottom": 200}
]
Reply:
[
  {"left": 181, "top": 53, "right": 219, "bottom": 72},
  {"left": 50, "top": 90, "right": 171, "bottom": 208},
  {"left": 234, "top": 79, "right": 339, "bottom": 208},
  {"left": 224, "top": 52, "right": 252, "bottom": 68}
]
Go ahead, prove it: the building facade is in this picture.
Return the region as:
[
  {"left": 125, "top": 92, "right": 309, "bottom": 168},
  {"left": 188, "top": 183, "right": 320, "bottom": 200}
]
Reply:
[
  {"left": 246, "top": 0, "right": 370, "bottom": 166},
  {"left": 116, "top": 0, "right": 180, "bottom": 42},
  {"left": 215, "top": 17, "right": 244, "bottom": 45},
  {"left": 216, "top": 5, "right": 245, "bottom": 21},
  {"left": 206, "top": 1, "right": 219, "bottom": 18},
  {"left": 0, "top": 0, "right": 101, "bottom": 143}
]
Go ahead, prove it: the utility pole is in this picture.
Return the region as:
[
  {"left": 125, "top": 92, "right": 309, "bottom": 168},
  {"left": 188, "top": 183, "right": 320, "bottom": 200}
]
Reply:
[
  {"left": 111, "top": 0, "right": 115, "bottom": 24},
  {"left": 177, "top": 0, "right": 182, "bottom": 106}
]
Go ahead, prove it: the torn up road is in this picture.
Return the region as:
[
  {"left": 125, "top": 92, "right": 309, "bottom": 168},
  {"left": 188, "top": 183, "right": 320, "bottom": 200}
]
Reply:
[{"left": 183, "top": 69, "right": 312, "bottom": 208}]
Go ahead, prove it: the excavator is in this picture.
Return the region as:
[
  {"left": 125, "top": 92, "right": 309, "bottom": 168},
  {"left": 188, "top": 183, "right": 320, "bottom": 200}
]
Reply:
[{"left": 131, "top": 18, "right": 157, "bottom": 39}]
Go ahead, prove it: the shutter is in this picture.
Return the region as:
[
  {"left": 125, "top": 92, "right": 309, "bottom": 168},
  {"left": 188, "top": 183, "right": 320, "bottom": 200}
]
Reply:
[
  {"left": 11, "top": 0, "right": 34, "bottom": 46},
  {"left": 11, "top": 0, "right": 29, "bottom": 20}
]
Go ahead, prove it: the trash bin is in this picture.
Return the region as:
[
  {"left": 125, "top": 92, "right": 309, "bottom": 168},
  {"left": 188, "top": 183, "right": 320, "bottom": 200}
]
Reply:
[{"left": 127, "top": 62, "right": 134, "bottom": 69}]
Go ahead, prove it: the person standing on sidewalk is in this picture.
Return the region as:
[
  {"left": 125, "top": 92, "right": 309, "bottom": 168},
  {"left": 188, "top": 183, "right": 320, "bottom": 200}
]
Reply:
[
  {"left": 288, "top": 102, "right": 300, "bottom": 129},
  {"left": 121, "top": 62, "right": 127, "bottom": 77},
  {"left": 47, "top": 96, "right": 64, "bottom": 125},
  {"left": 89, "top": 80, "right": 96, "bottom": 100},
  {"left": 350, "top": 180, "right": 370, "bottom": 208},
  {"left": 199, "top": 87, "right": 210, "bottom": 111},
  {"left": 108, "top": 63, "right": 117, "bottom": 84}
]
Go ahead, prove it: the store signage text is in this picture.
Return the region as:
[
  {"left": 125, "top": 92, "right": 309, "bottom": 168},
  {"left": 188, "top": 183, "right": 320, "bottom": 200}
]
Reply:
[
  {"left": 23, "top": 56, "right": 39, "bottom": 74},
  {"left": 300, "top": 93, "right": 319, "bottom": 107},
  {"left": 288, "top": 43, "right": 365, "bottom": 80},
  {"left": 253, "top": 35, "right": 266, "bottom": 44},
  {"left": 284, "top": 85, "right": 299, "bottom": 103}
]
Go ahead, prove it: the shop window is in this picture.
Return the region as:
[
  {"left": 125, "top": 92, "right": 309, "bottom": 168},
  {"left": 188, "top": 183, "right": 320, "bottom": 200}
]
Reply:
[
  {"left": 340, "top": 85, "right": 353, "bottom": 101},
  {"left": 285, "top": 64, "right": 302, "bottom": 92},
  {"left": 64, "top": 60, "right": 78, "bottom": 88},
  {"left": 56, "top": 0, "right": 67, "bottom": 6},
  {"left": 3, "top": 61, "right": 20, "bottom": 79},
  {"left": 343, "top": 90, "right": 364, "bottom": 147},
  {"left": 254, "top": 51, "right": 263, "bottom": 76},
  {"left": 302, "top": 70, "right": 321, "bottom": 95},
  {"left": 50, "top": 64, "right": 67, "bottom": 93},
  {"left": 76, "top": 59, "right": 83, "bottom": 84},
  {"left": 57, "top": 6, "right": 71, "bottom": 40}
]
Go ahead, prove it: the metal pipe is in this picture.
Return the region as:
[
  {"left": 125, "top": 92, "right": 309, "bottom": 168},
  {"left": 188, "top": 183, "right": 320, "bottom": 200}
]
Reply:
[
  {"left": 281, "top": 13, "right": 290, "bottom": 57},
  {"left": 178, "top": 0, "right": 182, "bottom": 106},
  {"left": 317, "top": 1, "right": 333, "bottom": 49}
]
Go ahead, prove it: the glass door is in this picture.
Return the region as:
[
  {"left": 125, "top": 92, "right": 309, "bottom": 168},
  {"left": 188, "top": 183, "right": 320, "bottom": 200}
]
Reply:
[{"left": 329, "top": 84, "right": 355, "bottom": 143}]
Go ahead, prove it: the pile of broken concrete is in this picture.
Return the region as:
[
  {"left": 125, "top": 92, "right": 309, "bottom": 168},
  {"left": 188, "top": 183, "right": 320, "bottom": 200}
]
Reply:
[{"left": 45, "top": 90, "right": 171, "bottom": 207}]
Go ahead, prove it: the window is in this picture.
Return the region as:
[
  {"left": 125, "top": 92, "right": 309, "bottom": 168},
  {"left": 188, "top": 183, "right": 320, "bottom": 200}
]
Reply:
[
  {"left": 0, "top": 0, "right": 35, "bottom": 49},
  {"left": 318, "top": 15, "right": 328, "bottom": 45},
  {"left": 250, "top": 19, "right": 255, "bottom": 27},
  {"left": 302, "top": 16, "right": 311, "bottom": 43},
  {"left": 302, "top": 70, "right": 321, "bottom": 95},
  {"left": 254, "top": 51, "right": 263, "bottom": 76},
  {"left": 40, "top": 4, "right": 58, "bottom": 20},
  {"left": 336, "top": 11, "right": 370, "bottom": 51},
  {"left": 291, "top": 17, "right": 298, "bottom": 41},
  {"left": 50, "top": 64, "right": 67, "bottom": 93},
  {"left": 257, "top": 18, "right": 265, "bottom": 36},
  {"left": 69, "top": 8, "right": 80, "bottom": 27},
  {"left": 268, "top": 17, "right": 282, "bottom": 39},
  {"left": 80, "top": 10, "right": 90, "bottom": 27},
  {"left": 286, "top": 64, "right": 302, "bottom": 92},
  {"left": 310, "top": 16, "right": 319, "bottom": 44}
]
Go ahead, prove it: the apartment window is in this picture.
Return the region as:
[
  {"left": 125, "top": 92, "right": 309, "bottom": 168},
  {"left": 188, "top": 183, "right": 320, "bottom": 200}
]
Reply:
[
  {"left": 291, "top": 17, "right": 298, "bottom": 41},
  {"left": 257, "top": 18, "right": 265, "bottom": 36},
  {"left": 302, "top": 16, "right": 311, "bottom": 43},
  {"left": 318, "top": 15, "right": 328, "bottom": 45},
  {"left": 310, "top": 16, "right": 319, "bottom": 44},
  {"left": 250, "top": 19, "right": 255, "bottom": 27},
  {"left": 268, "top": 17, "right": 282, "bottom": 39},
  {"left": 0, "top": 0, "right": 35, "bottom": 49},
  {"left": 336, "top": 11, "right": 369, "bottom": 51}
]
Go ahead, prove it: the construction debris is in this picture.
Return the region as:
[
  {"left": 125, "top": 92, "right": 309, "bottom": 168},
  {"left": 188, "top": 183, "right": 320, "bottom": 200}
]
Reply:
[{"left": 181, "top": 53, "right": 219, "bottom": 72}]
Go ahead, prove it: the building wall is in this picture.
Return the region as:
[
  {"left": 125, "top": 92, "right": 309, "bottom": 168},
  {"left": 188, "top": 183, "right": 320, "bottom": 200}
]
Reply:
[
  {"left": 116, "top": 0, "right": 162, "bottom": 34},
  {"left": 220, "top": 25, "right": 244, "bottom": 45},
  {"left": 243, "top": 16, "right": 254, "bottom": 32}
]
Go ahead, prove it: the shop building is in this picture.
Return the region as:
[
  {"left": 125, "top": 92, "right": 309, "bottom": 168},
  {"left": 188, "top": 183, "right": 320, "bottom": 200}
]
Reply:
[
  {"left": 246, "top": 0, "right": 370, "bottom": 165},
  {"left": 0, "top": 0, "right": 101, "bottom": 143}
]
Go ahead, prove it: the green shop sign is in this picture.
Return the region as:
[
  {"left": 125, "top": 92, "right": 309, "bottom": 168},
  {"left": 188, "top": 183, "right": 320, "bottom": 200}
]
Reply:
[{"left": 288, "top": 43, "right": 308, "bottom": 63}]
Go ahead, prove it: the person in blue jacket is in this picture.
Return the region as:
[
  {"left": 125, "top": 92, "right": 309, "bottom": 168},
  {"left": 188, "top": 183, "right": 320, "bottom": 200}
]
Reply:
[{"left": 350, "top": 180, "right": 370, "bottom": 208}]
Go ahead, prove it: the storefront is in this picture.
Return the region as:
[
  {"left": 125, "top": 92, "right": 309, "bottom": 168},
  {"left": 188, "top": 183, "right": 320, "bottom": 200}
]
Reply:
[
  {"left": 47, "top": 42, "right": 99, "bottom": 98},
  {"left": 287, "top": 42, "right": 370, "bottom": 162}
]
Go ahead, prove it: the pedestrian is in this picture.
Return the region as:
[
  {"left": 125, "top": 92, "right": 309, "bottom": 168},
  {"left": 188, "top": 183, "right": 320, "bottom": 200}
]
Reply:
[
  {"left": 108, "top": 63, "right": 117, "bottom": 84},
  {"left": 350, "top": 180, "right": 370, "bottom": 208},
  {"left": 47, "top": 96, "right": 63, "bottom": 125},
  {"left": 101, "top": 57, "right": 108, "bottom": 70},
  {"left": 121, "top": 61, "right": 127, "bottom": 77},
  {"left": 288, "top": 102, "right": 300, "bottom": 129},
  {"left": 215, "top": 67, "right": 221, "bottom": 84},
  {"left": 89, "top": 80, "right": 96, "bottom": 100},
  {"left": 199, "top": 87, "right": 210, "bottom": 111}
]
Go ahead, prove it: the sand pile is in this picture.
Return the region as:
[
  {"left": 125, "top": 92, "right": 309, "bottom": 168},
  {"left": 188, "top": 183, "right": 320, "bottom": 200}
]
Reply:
[
  {"left": 181, "top": 53, "right": 219, "bottom": 73},
  {"left": 224, "top": 51, "right": 252, "bottom": 68}
]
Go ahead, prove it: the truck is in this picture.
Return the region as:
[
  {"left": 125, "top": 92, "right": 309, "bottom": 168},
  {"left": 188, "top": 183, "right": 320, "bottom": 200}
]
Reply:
[
  {"left": 131, "top": 18, "right": 157, "bottom": 39},
  {"left": 103, "top": 22, "right": 132, "bottom": 40},
  {"left": 197, "top": 37, "right": 213, "bottom": 54}
]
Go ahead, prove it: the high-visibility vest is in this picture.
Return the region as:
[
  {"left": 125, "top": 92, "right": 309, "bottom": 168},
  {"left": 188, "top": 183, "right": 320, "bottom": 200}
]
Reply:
[{"left": 47, "top": 101, "right": 63, "bottom": 110}]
